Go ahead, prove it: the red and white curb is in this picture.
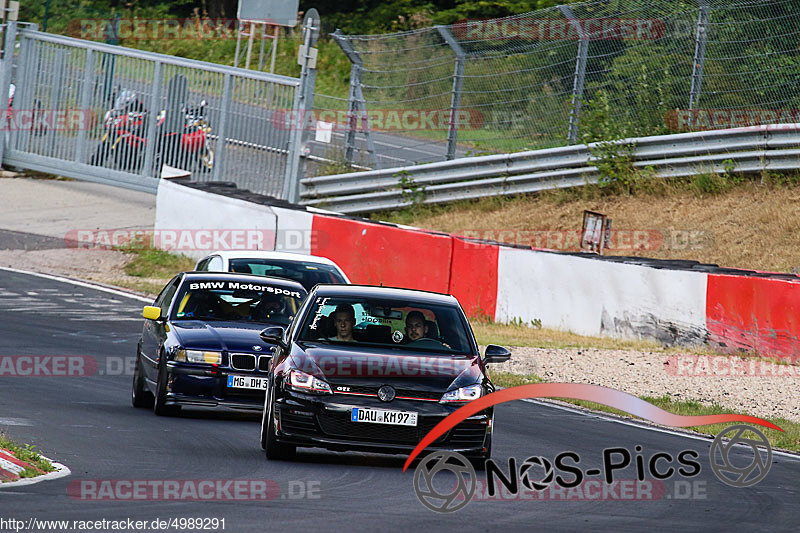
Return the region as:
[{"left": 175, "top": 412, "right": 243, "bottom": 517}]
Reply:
[{"left": 0, "top": 449, "right": 70, "bottom": 488}]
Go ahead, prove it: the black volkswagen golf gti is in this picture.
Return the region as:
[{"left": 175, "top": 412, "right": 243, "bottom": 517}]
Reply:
[
  {"left": 259, "top": 285, "right": 511, "bottom": 463},
  {"left": 132, "top": 272, "right": 307, "bottom": 415}
]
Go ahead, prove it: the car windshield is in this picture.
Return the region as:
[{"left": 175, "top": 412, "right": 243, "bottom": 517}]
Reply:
[
  {"left": 171, "top": 279, "right": 304, "bottom": 326},
  {"left": 229, "top": 259, "right": 346, "bottom": 291},
  {"left": 297, "top": 296, "right": 475, "bottom": 355}
]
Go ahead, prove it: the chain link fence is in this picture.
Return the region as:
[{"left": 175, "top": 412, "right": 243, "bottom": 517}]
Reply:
[{"left": 329, "top": 0, "right": 800, "bottom": 169}]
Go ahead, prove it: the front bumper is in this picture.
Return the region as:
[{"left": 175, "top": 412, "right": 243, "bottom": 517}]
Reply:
[
  {"left": 163, "top": 362, "right": 268, "bottom": 411},
  {"left": 273, "top": 390, "right": 492, "bottom": 456}
]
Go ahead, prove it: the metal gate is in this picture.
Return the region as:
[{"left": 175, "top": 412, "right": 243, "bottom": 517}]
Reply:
[{"left": 0, "top": 23, "right": 307, "bottom": 197}]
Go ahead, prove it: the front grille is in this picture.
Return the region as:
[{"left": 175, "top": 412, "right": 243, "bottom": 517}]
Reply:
[
  {"left": 395, "top": 389, "right": 441, "bottom": 401},
  {"left": 258, "top": 355, "right": 271, "bottom": 371},
  {"left": 230, "top": 353, "right": 256, "bottom": 371},
  {"left": 333, "top": 384, "right": 441, "bottom": 401},
  {"left": 317, "top": 412, "right": 446, "bottom": 444},
  {"left": 449, "top": 422, "right": 488, "bottom": 447},
  {"left": 280, "top": 410, "right": 317, "bottom": 434}
]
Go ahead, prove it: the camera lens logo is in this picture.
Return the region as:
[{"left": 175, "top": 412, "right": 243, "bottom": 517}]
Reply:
[
  {"left": 413, "top": 451, "right": 476, "bottom": 513},
  {"left": 519, "top": 456, "right": 554, "bottom": 491},
  {"left": 710, "top": 424, "right": 772, "bottom": 488}
]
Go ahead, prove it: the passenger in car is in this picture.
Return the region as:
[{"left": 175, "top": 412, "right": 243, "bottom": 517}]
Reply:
[{"left": 329, "top": 304, "right": 356, "bottom": 342}]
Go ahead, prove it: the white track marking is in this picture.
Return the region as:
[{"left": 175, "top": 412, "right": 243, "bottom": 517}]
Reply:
[{"left": 0, "top": 266, "right": 151, "bottom": 302}]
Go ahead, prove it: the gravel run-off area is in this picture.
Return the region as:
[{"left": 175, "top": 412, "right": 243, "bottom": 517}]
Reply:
[{"left": 494, "top": 347, "right": 800, "bottom": 423}]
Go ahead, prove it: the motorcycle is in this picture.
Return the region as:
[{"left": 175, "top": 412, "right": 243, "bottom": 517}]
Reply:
[{"left": 91, "top": 90, "right": 214, "bottom": 174}]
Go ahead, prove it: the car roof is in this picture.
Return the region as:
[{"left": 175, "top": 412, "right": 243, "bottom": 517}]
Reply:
[
  {"left": 309, "top": 284, "right": 458, "bottom": 305},
  {"left": 181, "top": 271, "right": 307, "bottom": 293},
  {"left": 201, "top": 250, "right": 345, "bottom": 269}
]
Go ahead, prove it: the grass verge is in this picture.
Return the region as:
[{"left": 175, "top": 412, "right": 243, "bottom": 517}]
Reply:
[
  {"left": 121, "top": 246, "right": 196, "bottom": 279},
  {"left": 0, "top": 433, "right": 55, "bottom": 479},
  {"left": 489, "top": 372, "right": 799, "bottom": 452}
]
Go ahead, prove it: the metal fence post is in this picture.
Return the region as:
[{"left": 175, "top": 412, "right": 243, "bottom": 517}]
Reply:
[
  {"left": 211, "top": 73, "right": 232, "bottom": 182},
  {"left": 560, "top": 5, "right": 588, "bottom": 145},
  {"left": 688, "top": 0, "right": 710, "bottom": 127},
  {"left": 74, "top": 48, "right": 95, "bottom": 164},
  {"left": 142, "top": 61, "right": 162, "bottom": 177},
  {"left": 435, "top": 25, "right": 465, "bottom": 161},
  {"left": 0, "top": 20, "right": 17, "bottom": 165},
  {"left": 344, "top": 62, "right": 361, "bottom": 166},
  {"left": 333, "top": 30, "right": 367, "bottom": 168},
  {"left": 283, "top": 14, "right": 319, "bottom": 202}
]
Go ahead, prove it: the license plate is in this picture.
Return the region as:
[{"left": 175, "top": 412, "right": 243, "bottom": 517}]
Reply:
[
  {"left": 227, "top": 375, "right": 267, "bottom": 390},
  {"left": 351, "top": 407, "right": 417, "bottom": 426}
]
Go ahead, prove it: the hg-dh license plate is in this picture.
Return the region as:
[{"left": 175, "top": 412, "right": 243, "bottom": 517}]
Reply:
[
  {"left": 351, "top": 407, "right": 418, "bottom": 426},
  {"left": 227, "top": 375, "right": 267, "bottom": 390}
]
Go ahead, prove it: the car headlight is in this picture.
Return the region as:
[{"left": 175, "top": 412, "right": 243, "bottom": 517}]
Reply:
[
  {"left": 287, "top": 369, "right": 332, "bottom": 394},
  {"left": 175, "top": 349, "right": 221, "bottom": 364},
  {"left": 440, "top": 384, "right": 482, "bottom": 404}
]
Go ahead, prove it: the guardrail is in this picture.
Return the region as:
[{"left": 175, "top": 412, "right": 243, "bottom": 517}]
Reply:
[{"left": 299, "top": 125, "right": 800, "bottom": 214}]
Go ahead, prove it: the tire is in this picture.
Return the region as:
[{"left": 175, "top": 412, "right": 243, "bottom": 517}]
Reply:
[
  {"left": 131, "top": 347, "right": 154, "bottom": 408},
  {"left": 263, "top": 388, "right": 295, "bottom": 460},
  {"left": 153, "top": 352, "right": 180, "bottom": 417}
]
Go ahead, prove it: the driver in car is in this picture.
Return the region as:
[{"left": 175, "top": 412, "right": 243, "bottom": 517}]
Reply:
[
  {"left": 329, "top": 304, "right": 356, "bottom": 342},
  {"left": 404, "top": 311, "right": 429, "bottom": 342}
]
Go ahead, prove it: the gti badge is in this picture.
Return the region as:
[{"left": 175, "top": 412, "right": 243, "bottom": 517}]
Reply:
[
  {"left": 253, "top": 345, "right": 263, "bottom": 351},
  {"left": 377, "top": 385, "right": 396, "bottom": 402}
]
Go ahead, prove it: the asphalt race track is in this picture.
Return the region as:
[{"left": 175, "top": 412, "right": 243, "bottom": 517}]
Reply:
[{"left": 1, "top": 268, "right": 799, "bottom": 532}]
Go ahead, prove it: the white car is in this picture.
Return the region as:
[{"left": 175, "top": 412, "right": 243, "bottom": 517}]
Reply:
[{"left": 194, "top": 251, "right": 350, "bottom": 292}]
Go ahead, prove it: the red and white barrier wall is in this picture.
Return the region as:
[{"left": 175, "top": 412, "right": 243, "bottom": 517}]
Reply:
[{"left": 156, "top": 180, "right": 800, "bottom": 357}]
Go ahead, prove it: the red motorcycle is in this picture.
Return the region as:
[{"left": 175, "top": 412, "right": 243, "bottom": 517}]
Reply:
[{"left": 91, "top": 90, "right": 214, "bottom": 174}]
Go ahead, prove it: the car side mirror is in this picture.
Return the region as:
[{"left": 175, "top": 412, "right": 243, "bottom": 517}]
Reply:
[
  {"left": 484, "top": 344, "right": 511, "bottom": 364},
  {"left": 142, "top": 306, "right": 162, "bottom": 321},
  {"left": 260, "top": 326, "right": 287, "bottom": 349}
]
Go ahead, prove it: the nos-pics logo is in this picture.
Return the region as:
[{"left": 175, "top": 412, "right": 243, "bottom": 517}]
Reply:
[{"left": 413, "top": 424, "right": 773, "bottom": 513}]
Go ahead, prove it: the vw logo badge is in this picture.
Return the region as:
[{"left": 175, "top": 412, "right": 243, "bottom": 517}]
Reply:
[
  {"left": 253, "top": 345, "right": 263, "bottom": 351},
  {"left": 377, "top": 385, "right": 396, "bottom": 402}
]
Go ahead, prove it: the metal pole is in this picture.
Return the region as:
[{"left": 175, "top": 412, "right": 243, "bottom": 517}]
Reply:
[
  {"left": 0, "top": 20, "right": 16, "bottom": 165},
  {"left": 245, "top": 21, "right": 255, "bottom": 70},
  {"left": 270, "top": 25, "right": 279, "bottom": 74},
  {"left": 74, "top": 48, "right": 94, "bottom": 164},
  {"left": 333, "top": 29, "right": 377, "bottom": 168},
  {"left": 344, "top": 62, "right": 360, "bottom": 165},
  {"left": 436, "top": 26, "right": 465, "bottom": 161},
  {"left": 688, "top": 0, "right": 710, "bottom": 128},
  {"left": 233, "top": 20, "right": 242, "bottom": 68},
  {"left": 258, "top": 23, "right": 267, "bottom": 71},
  {"left": 283, "top": 15, "right": 317, "bottom": 202},
  {"left": 211, "top": 73, "right": 232, "bottom": 181},
  {"left": 560, "top": 5, "right": 588, "bottom": 145},
  {"left": 142, "top": 61, "right": 162, "bottom": 178}
]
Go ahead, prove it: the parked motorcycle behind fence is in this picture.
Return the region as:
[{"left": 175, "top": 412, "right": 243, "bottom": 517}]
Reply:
[{"left": 90, "top": 90, "right": 214, "bottom": 174}]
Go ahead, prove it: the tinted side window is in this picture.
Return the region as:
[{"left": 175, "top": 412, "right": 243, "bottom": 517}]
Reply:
[
  {"left": 157, "top": 278, "right": 181, "bottom": 315},
  {"left": 196, "top": 258, "right": 211, "bottom": 271}
]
